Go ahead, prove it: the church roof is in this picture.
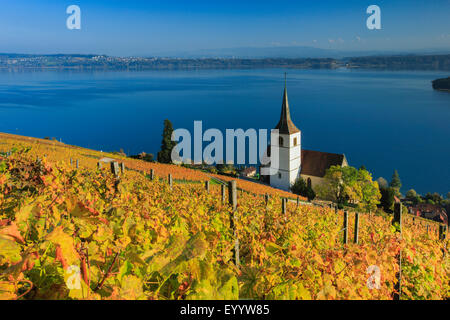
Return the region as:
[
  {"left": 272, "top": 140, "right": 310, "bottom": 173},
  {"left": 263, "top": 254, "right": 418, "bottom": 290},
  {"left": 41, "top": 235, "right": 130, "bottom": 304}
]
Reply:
[
  {"left": 300, "top": 149, "right": 347, "bottom": 177},
  {"left": 274, "top": 84, "right": 300, "bottom": 135},
  {"left": 260, "top": 147, "right": 347, "bottom": 178}
]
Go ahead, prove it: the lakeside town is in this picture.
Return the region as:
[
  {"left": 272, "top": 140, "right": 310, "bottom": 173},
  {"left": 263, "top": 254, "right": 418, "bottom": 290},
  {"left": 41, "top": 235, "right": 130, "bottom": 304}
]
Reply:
[{"left": 1, "top": 53, "right": 450, "bottom": 71}]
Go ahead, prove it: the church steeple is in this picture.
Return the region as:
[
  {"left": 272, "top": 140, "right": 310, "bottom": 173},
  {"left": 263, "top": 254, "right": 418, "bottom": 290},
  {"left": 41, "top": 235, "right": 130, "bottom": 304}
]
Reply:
[{"left": 275, "top": 73, "right": 300, "bottom": 134}]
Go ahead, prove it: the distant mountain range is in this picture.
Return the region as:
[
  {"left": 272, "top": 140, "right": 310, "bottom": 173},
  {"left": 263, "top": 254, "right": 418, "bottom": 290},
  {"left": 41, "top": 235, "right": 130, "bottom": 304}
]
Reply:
[{"left": 148, "top": 46, "right": 450, "bottom": 59}]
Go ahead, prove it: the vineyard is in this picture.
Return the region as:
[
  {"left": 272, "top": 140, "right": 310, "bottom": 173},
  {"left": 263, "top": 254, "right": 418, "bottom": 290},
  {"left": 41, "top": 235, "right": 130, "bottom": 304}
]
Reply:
[
  {"left": 0, "top": 134, "right": 449, "bottom": 300},
  {"left": 0, "top": 132, "right": 299, "bottom": 198}
]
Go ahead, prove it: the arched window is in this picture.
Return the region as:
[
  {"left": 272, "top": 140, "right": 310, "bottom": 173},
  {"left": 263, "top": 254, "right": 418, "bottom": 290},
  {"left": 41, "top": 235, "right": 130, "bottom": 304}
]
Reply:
[
  {"left": 278, "top": 173, "right": 282, "bottom": 179},
  {"left": 294, "top": 137, "right": 298, "bottom": 146},
  {"left": 279, "top": 137, "right": 283, "bottom": 147}
]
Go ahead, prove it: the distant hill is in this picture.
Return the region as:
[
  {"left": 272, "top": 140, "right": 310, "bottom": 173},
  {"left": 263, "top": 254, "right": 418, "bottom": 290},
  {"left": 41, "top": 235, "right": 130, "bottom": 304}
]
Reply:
[
  {"left": 432, "top": 77, "right": 450, "bottom": 91},
  {"left": 345, "top": 54, "right": 450, "bottom": 71},
  {"left": 149, "top": 46, "right": 450, "bottom": 59},
  {"left": 160, "top": 46, "right": 346, "bottom": 58}
]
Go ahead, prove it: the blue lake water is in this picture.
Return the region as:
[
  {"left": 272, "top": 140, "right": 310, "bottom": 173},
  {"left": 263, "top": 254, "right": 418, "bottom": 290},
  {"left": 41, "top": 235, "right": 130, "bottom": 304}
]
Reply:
[{"left": 0, "top": 68, "right": 449, "bottom": 195}]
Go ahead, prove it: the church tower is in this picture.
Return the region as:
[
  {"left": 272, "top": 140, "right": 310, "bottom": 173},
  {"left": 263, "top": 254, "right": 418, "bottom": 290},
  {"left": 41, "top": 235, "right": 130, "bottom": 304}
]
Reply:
[{"left": 269, "top": 75, "right": 301, "bottom": 191}]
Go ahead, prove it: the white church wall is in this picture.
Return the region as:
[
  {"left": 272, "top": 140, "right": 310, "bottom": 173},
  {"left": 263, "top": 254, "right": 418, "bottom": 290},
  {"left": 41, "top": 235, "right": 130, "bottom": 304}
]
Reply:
[
  {"left": 269, "top": 133, "right": 290, "bottom": 172},
  {"left": 289, "top": 133, "right": 301, "bottom": 148},
  {"left": 270, "top": 171, "right": 291, "bottom": 191},
  {"left": 288, "top": 169, "right": 301, "bottom": 187},
  {"left": 288, "top": 132, "right": 301, "bottom": 170},
  {"left": 269, "top": 132, "right": 302, "bottom": 192}
]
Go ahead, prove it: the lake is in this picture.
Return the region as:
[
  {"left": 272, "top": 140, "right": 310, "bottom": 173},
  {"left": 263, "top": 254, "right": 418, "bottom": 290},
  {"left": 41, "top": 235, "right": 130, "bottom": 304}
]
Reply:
[{"left": 0, "top": 68, "right": 449, "bottom": 195}]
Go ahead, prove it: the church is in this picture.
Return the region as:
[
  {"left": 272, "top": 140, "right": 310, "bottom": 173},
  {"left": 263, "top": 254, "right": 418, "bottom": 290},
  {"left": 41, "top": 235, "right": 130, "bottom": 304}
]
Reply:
[{"left": 261, "top": 79, "right": 348, "bottom": 192}]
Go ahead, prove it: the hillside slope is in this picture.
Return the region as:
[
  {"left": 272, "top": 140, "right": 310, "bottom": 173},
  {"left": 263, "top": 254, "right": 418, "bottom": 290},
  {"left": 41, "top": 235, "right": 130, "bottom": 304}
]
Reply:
[
  {"left": 0, "top": 133, "right": 448, "bottom": 300},
  {"left": 0, "top": 132, "right": 299, "bottom": 199}
]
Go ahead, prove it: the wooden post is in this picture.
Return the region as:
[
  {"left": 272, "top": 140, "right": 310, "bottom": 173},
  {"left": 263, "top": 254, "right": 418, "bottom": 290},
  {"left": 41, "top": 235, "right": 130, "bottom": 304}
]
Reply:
[
  {"left": 343, "top": 211, "right": 348, "bottom": 244},
  {"left": 335, "top": 206, "right": 338, "bottom": 224},
  {"left": 393, "top": 202, "right": 402, "bottom": 233},
  {"left": 234, "top": 235, "right": 240, "bottom": 269},
  {"left": 228, "top": 181, "right": 239, "bottom": 268},
  {"left": 109, "top": 161, "right": 120, "bottom": 192},
  {"left": 354, "top": 213, "right": 359, "bottom": 244},
  {"left": 296, "top": 196, "right": 300, "bottom": 207},
  {"left": 205, "top": 180, "right": 210, "bottom": 193},
  {"left": 282, "top": 198, "right": 287, "bottom": 215},
  {"left": 265, "top": 194, "right": 269, "bottom": 206},
  {"left": 70, "top": 158, "right": 73, "bottom": 166},
  {"left": 168, "top": 174, "right": 173, "bottom": 189},
  {"left": 111, "top": 161, "right": 119, "bottom": 176},
  {"left": 150, "top": 169, "right": 154, "bottom": 180},
  {"left": 393, "top": 202, "right": 402, "bottom": 300},
  {"left": 221, "top": 184, "right": 226, "bottom": 204},
  {"left": 439, "top": 225, "right": 447, "bottom": 240},
  {"left": 120, "top": 163, "right": 125, "bottom": 174},
  {"left": 228, "top": 181, "right": 237, "bottom": 211},
  {"left": 97, "top": 162, "right": 102, "bottom": 170}
]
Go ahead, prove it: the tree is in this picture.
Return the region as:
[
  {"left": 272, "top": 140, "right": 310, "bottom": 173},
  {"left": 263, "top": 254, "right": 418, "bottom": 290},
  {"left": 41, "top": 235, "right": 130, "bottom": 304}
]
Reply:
[
  {"left": 317, "top": 166, "right": 359, "bottom": 206},
  {"left": 357, "top": 169, "right": 382, "bottom": 213},
  {"left": 216, "top": 163, "right": 237, "bottom": 175},
  {"left": 405, "top": 189, "right": 417, "bottom": 199},
  {"left": 130, "top": 152, "right": 154, "bottom": 162},
  {"left": 317, "top": 165, "right": 380, "bottom": 212},
  {"left": 291, "top": 177, "right": 315, "bottom": 201},
  {"left": 424, "top": 192, "right": 443, "bottom": 205},
  {"left": 432, "top": 192, "right": 443, "bottom": 204},
  {"left": 379, "top": 186, "right": 396, "bottom": 212},
  {"left": 376, "top": 177, "right": 388, "bottom": 189},
  {"left": 389, "top": 170, "right": 402, "bottom": 193},
  {"left": 411, "top": 194, "right": 423, "bottom": 206},
  {"left": 157, "top": 119, "right": 176, "bottom": 164},
  {"left": 405, "top": 189, "right": 422, "bottom": 205}
]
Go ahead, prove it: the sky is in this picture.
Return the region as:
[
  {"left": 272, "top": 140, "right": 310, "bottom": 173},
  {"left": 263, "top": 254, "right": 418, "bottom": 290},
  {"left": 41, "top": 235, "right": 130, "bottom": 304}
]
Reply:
[{"left": 0, "top": 0, "right": 449, "bottom": 56}]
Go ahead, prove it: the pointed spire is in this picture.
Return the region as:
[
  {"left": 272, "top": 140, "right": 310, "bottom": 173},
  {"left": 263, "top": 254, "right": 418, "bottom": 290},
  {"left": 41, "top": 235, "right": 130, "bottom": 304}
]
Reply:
[{"left": 275, "top": 73, "right": 300, "bottom": 135}]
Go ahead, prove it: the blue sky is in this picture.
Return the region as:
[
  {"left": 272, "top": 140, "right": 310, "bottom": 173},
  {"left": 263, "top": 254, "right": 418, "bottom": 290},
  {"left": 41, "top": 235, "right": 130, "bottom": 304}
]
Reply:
[{"left": 0, "top": 0, "right": 449, "bottom": 56}]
